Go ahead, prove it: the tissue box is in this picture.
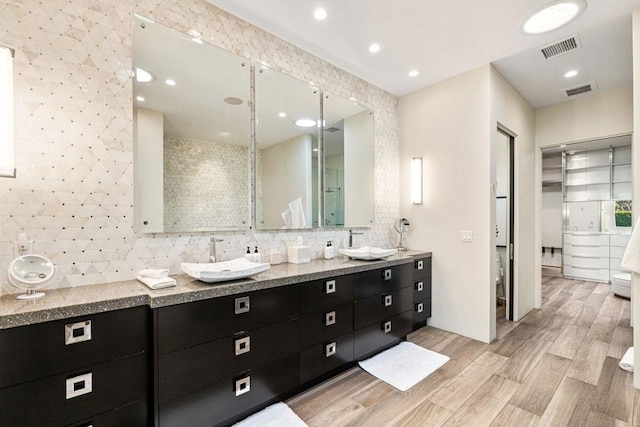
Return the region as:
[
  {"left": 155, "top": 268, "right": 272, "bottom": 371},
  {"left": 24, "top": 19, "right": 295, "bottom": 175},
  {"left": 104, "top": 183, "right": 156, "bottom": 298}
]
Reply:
[{"left": 287, "top": 245, "right": 311, "bottom": 264}]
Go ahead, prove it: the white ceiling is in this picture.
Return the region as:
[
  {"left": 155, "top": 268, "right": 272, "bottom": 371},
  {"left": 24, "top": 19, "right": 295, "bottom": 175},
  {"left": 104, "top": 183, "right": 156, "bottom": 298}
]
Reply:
[{"left": 205, "top": 0, "right": 640, "bottom": 107}]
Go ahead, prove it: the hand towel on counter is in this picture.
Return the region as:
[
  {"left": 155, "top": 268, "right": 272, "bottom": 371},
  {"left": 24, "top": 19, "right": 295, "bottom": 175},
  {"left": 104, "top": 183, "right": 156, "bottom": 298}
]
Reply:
[
  {"left": 620, "top": 347, "right": 634, "bottom": 372},
  {"left": 138, "top": 268, "right": 170, "bottom": 279},
  {"left": 137, "top": 275, "right": 176, "bottom": 290},
  {"left": 622, "top": 217, "right": 640, "bottom": 273}
]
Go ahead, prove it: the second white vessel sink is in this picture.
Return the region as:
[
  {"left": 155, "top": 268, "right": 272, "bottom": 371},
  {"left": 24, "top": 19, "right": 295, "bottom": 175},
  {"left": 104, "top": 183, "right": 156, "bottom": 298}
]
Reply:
[
  {"left": 181, "top": 257, "right": 270, "bottom": 283},
  {"left": 339, "top": 246, "right": 398, "bottom": 260}
]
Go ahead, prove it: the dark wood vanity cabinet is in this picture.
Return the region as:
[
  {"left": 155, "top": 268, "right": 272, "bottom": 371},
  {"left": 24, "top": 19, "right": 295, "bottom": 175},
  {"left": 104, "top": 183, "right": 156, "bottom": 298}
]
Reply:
[
  {"left": 299, "top": 275, "right": 354, "bottom": 384},
  {"left": 0, "top": 306, "right": 151, "bottom": 427},
  {"left": 412, "top": 256, "right": 433, "bottom": 330},
  {"left": 353, "top": 264, "right": 413, "bottom": 359},
  {"left": 155, "top": 285, "right": 301, "bottom": 427}
]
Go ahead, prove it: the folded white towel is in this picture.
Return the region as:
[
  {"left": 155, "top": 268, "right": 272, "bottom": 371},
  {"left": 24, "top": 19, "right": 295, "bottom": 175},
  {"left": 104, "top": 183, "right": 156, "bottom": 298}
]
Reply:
[
  {"left": 137, "top": 275, "right": 176, "bottom": 290},
  {"left": 620, "top": 347, "right": 634, "bottom": 372},
  {"left": 622, "top": 218, "right": 640, "bottom": 273},
  {"left": 138, "top": 269, "right": 170, "bottom": 279}
]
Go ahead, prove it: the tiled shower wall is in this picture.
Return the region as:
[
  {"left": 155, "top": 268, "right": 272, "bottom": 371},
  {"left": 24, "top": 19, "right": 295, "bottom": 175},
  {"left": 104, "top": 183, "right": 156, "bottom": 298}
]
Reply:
[{"left": 0, "top": 0, "right": 400, "bottom": 292}]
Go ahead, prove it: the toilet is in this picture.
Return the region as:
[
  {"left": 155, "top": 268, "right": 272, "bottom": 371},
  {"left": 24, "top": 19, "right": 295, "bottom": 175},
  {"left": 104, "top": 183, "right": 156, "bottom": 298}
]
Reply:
[
  {"left": 611, "top": 273, "right": 631, "bottom": 299},
  {"left": 496, "top": 252, "right": 505, "bottom": 299}
]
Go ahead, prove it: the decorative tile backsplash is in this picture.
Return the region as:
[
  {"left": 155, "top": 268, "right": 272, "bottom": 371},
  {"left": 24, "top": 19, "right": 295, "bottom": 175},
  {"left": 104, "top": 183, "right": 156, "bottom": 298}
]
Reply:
[{"left": 0, "top": 0, "right": 400, "bottom": 292}]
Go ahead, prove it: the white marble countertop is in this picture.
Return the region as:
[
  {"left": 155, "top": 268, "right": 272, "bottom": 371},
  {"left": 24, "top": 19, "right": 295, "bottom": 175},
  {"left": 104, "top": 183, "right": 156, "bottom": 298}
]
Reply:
[{"left": 0, "top": 251, "right": 431, "bottom": 329}]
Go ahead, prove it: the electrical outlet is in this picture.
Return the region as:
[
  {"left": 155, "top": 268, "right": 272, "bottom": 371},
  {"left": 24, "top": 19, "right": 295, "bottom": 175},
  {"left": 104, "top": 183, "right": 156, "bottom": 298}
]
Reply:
[{"left": 461, "top": 231, "right": 473, "bottom": 242}]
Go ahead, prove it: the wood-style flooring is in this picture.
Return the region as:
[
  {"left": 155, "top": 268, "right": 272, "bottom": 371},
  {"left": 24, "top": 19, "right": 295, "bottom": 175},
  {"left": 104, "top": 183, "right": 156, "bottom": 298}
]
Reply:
[{"left": 287, "top": 274, "right": 637, "bottom": 426}]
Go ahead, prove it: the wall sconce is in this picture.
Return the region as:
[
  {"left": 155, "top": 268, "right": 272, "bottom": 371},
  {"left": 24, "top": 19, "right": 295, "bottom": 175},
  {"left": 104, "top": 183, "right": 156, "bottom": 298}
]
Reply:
[
  {"left": 411, "top": 157, "right": 423, "bottom": 205},
  {"left": 0, "top": 45, "right": 14, "bottom": 178}
]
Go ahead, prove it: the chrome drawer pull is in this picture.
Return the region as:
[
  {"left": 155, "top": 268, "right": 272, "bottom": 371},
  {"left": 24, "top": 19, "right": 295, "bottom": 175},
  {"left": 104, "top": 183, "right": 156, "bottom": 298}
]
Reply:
[
  {"left": 383, "top": 321, "right": 392, "bottom": 334},
  {"left": 234, "top": 296, "right": 250, "bottom": 314},
  {"left": 383, "top": 269, "right": 392, "bottom": 281},
  {"left": 235, "top": 376, "right": 251, "bottom": 396},
  {"left": 325, "top": 280, "right": 336, "bottom": 294},
  {"left": 65, "top": 320, "right": 92, "bottom": 345},
  {"left": 325, "top": 342, "right": 337, "bottom": 357},
  {"left": 417, "top": 260, "right": 424, "bottom": 270},
  {"left": 417, "top": 302, "right": 424, "bottom": 313},
  {"left": 384, "top": 295, "right": 393, "bottom": 307},
  {"left": 66, "top": 372, "right": 92, "bottom": 399},
  {"left": 325, "top": 311, "right": 336, "bottom": 326},
  {"left": 235, "top": 336, "right": 251, "bottom": 356},
  {"left": 416, "top": 281, "right": 424, "bottom": 292}
]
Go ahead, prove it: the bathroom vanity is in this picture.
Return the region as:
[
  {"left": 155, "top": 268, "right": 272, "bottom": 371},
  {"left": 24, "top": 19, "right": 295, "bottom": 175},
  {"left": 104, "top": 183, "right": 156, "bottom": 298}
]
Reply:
[{"left": 0, "top": 252, "right": 431, "bottom": 427}]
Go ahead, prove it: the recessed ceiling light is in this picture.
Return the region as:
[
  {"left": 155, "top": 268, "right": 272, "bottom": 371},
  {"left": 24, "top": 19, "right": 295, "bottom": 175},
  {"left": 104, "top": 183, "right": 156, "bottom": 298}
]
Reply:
[
  {"left": 313, "top": 148, "right": 319, "bottom": 152},
  {"left": 369, "top": 44, "right": 381, "bottom": 53},
  {"left": 314, "top": 8, "right": 327, "bottom": 20},
  {"left": 135, "top": 68, "right": 155, "bottom": 83},
  {"left": 295, "top": 119, "right": 317, "bottom": 128},
  {"left": 165, "top": 79, "right": 176, "bottom": 86},
  {"left": 522, "top": 0, "right": 586, "bottom": 35},
  {"left": 136, "top": 95, "right": 145, "bottom": 102},
  {"left": 564, "top": 70, "right": 578, "bottom": 78},
  {"left": 224, "top": 97, "right": 243, "bottom": 105},
  {"left": 279, "top": 112, "right": 287, "bottom": 118},
  {"left": 408, "top": 70, "right": 419, "bottom": 77}
]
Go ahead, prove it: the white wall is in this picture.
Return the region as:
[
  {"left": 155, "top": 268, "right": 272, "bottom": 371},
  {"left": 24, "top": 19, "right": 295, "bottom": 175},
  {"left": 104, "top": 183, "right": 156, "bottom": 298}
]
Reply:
[
  {"left": 260, "top": 134, "right": 313, "bottom": 229},
  {"left": 399, "top": 65, "right": 493, "bottom": 342},
  {"left": 344, "top": 111, "right": 375, "bottom": 227},
  {"left": 631, "top": 6, "right": 640, "bottom": 389},
  {"left": 490, "top": 66, "right": 537, "bottom": 326},
  {"left": 536, "top": 86, "right": 633, "bottom": 148}
]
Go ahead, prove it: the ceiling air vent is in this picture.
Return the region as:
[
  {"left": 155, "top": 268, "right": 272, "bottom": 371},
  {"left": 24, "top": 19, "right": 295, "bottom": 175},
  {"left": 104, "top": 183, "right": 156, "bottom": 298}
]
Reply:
[
  {"left": 325, "top": 127, "right": 341, "bottom": 133},
  {"left": 539, "top": 35, "right": 581, "bottom": 59},
  {"left": 561, "top": 81, "right": 598, "bottom": 98}
]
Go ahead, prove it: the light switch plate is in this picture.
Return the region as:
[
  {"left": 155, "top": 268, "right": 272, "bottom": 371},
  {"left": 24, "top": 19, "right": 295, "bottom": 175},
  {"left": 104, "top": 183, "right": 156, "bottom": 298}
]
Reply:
[{"left": 461, "top": 231, "right": 473, "bottom": 242}]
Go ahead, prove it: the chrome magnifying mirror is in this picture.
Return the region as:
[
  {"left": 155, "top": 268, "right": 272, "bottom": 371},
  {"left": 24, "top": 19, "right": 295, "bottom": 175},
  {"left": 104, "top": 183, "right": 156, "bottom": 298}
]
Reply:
[{"left": 8, "top": 254, "right": 56, "bottom": 300}]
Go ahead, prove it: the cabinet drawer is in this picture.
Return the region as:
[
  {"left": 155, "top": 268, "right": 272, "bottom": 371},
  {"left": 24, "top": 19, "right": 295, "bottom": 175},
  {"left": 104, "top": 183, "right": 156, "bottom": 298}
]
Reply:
[
  {"left": 159, "top": 318, "right": 299, "bottom": 403},
  {"left": 413, "top": 298, "right": 432, "bottom": 324},
  {"left": 0, "top": 352, "right": 149, "bottom": 427},
  {"left": 354, "top": 287, "right": 412, "bottom": 330},
  {"left": 300, "top": 332, "right": 354, "bottom": 384},
  {"left": 0, "top": 306, "right": 150, "bottom": 389},
  {"left": 563, "top": 233, "right": 609, "bottom": 246},
  {"left": 354, "top": 263, "right": 412, "bottom": 299},
  {"left": 563, "top": 244, "right": 608, "bottom": 258},
  {"left": 353, "top": 312, "right": 412, "bottom": 360},
  {"left": 564, "top": 255, "right": 609, "bottom": 269},
  {"left": 157, "top": 285, "right": 299, "bottom": 354},
  {"left": 159, "top": 354, "right": 300, "bottom": 427},
  {"left": 299, "top": 303, "right": 353, "bottom": 348},
  {"left": 413, "top": 257, "right": 432, "bottom": 280},
  {"left": 299, "top": 275, "right": 353, "bottom": 314},
  {"left": 564, "top": 265, "right": 609, "bottom": 282},
  {"left": 610, "top": 234, "right": 630, "bottom": 247},
  {"left": 412, "top": 277, "right": 432, "bottom": 301},
  {"left": 66, "top": 399, "right": 149, "bottom": 427}
]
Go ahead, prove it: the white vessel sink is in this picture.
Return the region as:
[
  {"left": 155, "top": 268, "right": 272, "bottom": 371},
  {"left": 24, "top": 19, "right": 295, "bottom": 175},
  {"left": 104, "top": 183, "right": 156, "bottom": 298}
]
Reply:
[
  {"left": 181, "top": 257, "right": 270, "bottom": 283},
  {"left": 339, "top": 246, "right": 398, "bottom": 260}
]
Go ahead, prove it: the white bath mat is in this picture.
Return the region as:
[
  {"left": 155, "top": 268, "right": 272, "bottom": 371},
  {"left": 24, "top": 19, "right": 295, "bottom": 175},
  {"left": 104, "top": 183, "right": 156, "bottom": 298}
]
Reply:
[
  {"left": 358, "top": 341, "right": 449, "bottom": 391},
  {"left": 233, "top": 402, "right": 307, "bottom": 427}
]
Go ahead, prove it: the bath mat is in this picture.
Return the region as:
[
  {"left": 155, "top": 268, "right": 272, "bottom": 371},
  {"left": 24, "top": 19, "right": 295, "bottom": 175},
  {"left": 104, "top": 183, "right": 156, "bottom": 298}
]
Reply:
[
  {"left": 233, "top": 402, "right": 307, "bottom": 427},
  {"left": 358, "top": 341, "right": 449, "bottom": 391}
]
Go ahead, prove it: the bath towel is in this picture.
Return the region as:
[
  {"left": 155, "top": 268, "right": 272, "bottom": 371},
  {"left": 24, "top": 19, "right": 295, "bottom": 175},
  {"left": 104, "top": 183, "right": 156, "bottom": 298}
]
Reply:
[{"left": 138, "top": 268, "right": 170, "bottom": 279}]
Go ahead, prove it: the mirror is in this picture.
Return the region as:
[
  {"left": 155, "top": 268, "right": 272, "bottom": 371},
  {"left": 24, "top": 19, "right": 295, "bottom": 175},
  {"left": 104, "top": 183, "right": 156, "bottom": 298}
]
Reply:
[
  {"left": 8, "top": 254, "right": 56, "bottom": 300},
  {"left": 255, "top": 66, "right": 320, "bottom": 230},
  {"left": 132, "top": 15, "right": 251, "bottom": 233},
  {"left": 323, "top": 93, "right": 374, "bottom": 227}
]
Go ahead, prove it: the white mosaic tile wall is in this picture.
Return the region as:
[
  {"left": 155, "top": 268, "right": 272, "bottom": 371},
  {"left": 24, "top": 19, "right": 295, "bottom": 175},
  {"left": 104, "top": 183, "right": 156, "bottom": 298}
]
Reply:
[
  {"left": 163, "top": 134, "right": 250, "bottom": 232},
  {"left": 0, "top": 0, "right": 400, "bottom": 292}
]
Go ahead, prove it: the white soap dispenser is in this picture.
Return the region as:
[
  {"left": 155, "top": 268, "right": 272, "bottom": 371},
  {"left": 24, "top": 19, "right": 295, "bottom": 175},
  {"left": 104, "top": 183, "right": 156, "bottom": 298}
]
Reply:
[{"left": 324, "top": 240, "right": 335, "bottom": 260}]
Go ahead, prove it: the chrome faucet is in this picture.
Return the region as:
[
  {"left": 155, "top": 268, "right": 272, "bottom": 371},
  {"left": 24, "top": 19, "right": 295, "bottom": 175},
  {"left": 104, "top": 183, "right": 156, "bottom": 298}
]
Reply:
[
  {"left": 348, "top": 229, "right": 363, "bottom": 248},
  {"left": 209, "top": 234, "right": 224, "bottom": 262}
]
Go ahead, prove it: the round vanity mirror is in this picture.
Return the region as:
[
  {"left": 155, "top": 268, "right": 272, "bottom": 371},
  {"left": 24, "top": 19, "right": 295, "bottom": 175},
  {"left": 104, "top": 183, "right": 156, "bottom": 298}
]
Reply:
[{"left": 8, "top": 254, "right": 56, "bottom": 300}]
